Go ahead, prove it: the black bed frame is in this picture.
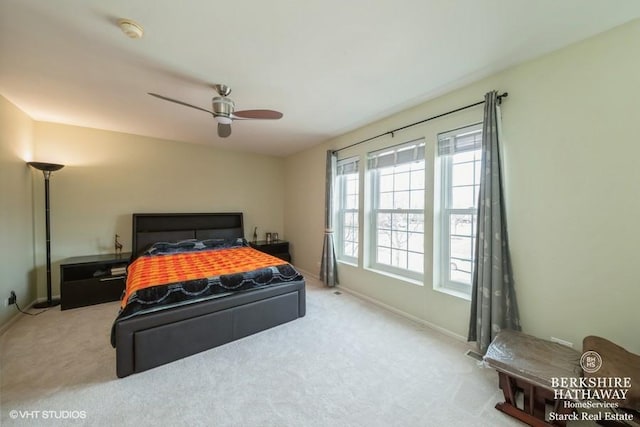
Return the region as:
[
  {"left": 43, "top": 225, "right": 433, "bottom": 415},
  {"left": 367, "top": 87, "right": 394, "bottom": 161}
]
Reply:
[{"left": 113, "top": 213, "right": 306, "bottom": 378}]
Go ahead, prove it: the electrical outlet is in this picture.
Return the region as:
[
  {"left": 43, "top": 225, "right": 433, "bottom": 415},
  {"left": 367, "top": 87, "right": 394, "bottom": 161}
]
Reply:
[
  {"left": 550, "top": 336, "right": 573, "bottom": 348},
  {"left": 7, "top": 291, "right": 16, "bottom": 306}
]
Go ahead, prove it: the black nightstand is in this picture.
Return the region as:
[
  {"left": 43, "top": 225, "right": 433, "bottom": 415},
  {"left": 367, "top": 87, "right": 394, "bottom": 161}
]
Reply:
[
  {"left": 249, "top": 240, "right": 291, "bottom": 262},
  {"left": 60, "top": 253, "right": 131, "bottom": 310}
]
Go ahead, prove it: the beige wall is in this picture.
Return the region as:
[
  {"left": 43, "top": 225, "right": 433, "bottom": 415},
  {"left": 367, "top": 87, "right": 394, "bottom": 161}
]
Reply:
[
  {"left": 31, "top": 123, "right": 286, "bottom": 298},
  {"left": 284, "top": 20, "right": 640, "bottom": 353},
  {"left": 0, "top": 95, "right": 35, "bottom": 326}
]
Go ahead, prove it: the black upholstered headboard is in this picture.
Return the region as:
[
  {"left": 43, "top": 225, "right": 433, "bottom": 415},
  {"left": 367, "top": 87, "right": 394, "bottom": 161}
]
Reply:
[{"left": 131, "top": 213, "right": 244, "bottom": 257}]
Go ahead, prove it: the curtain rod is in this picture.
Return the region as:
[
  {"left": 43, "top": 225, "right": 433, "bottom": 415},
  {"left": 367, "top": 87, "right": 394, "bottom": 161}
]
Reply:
[{"left": 334, "top": 92, "right": 508, "bottom": 154}]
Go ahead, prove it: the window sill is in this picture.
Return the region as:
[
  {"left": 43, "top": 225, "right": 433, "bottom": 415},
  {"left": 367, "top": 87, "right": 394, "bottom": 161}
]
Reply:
[
  {"left": 434, "top": 285, "right": 471, "bottom": 301},
  {"left": 364, "top": 267, "right": 424, "bottom": 287},
  {"left": 337, "top": 259, "right": 358, "bottom": 268}
]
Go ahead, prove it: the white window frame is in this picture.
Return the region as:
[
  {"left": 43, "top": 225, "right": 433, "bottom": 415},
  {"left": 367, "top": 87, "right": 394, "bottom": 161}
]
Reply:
[
  {"left": 335, "top": 157, "right": 360, "bottom": 264},
  {"left": 368, "top": 139, "right": 426, "bottom": 281},
  {"left": 437, "top": 124, "right": 482, "bottom": 295}
]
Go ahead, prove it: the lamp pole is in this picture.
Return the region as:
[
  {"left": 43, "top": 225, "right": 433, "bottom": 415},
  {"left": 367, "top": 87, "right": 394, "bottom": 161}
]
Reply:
[{"left": 28, "top": 162, "right": 64, "bottom": 308}]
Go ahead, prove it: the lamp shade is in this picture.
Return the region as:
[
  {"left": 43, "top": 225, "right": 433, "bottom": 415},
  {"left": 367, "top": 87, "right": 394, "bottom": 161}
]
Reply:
[{"left": 27, "top": 162, "right": 64, "bottom": 172}]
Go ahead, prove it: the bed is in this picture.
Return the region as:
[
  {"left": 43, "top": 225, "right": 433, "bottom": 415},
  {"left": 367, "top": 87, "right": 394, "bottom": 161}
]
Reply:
[{"left": 112, "top": 212, "right": 306, "bottom": 378}]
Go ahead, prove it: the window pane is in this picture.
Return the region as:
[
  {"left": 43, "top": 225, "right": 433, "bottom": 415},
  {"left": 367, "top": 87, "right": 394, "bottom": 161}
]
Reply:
[
  {"left": 392, "top": 213, "right": 408, "bottom": 229},
  {"left": 451, "top": 236, "right": 472, "bottom": 260},
  {"left": 395, "top": 163, "right": 411, "bottom": 173},
  {"left": 393, "top": 191, "right": 410, "bottom": 209},
  {"left": 410, "top": 170, "right": 424, "bottom": 189},
  {"left": 451, "top": 264, "right": 471, "bottom": 284},
  {"left": 408, "top": 232, "right": 423, "bottom": 252},
  {"left": 345, "top": 242, "right": 357, "bottom": 258},
  {"left": 408, "top": 213, "right": 424, "bottom": 232},
  {"left": 408, "top": 252, "right": 424, "bottom": 273},
  {"left": 379, "top": 192, "right": 393, "bottom": 209},
  {"left": 391, "top": 230, "right": 407, "bottom": 250},
  {"left": 377, "top": 213, "right": 391, "bottom": 230},
  {"left": 347, "top": 177, "right": 358, "bottom": 194},
  {"left": 346, "top": 195, "right": 358, "bottom": 209},
  {"left": 350, "top": 243, "right": 358, "bottom": 258},
  {"left": 336, "top": 159, "right": 359, "bottom": 262},
  {"left": 394, "top": 171, "right": 410, "bottom": 191},
  {"left": 380, "top": 174, "right": 393, "bottom": 192},
  {"left": 377, "top": 246, "right": 391, "bottom": 264},
  {"left": 377, "top": 229, "right": 391, "bottom": 247},
  {"left": 451, "top": 186, "right": 475, "bottom": 209},
  {"left": 450, "top": 214, "right": 473, "bottom": 236},
  {"left": 391, "top": 249, "right": 407, "bottom": 269},
  {"left": 410, "top": 190, "right": 424, "bottom": 209},
  {"left": 453, "top": 150, "right": 476, "bottom": 164},
  {"left": 452, "top": 162, "right": 474, "bottom": 186},
  {"left": 344, "top": 212, "right": 355, "bottom": 227}
]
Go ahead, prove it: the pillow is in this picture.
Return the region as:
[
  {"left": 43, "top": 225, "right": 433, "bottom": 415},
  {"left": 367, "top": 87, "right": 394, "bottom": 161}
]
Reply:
[{"left": 143, "top": 238, "right": 247, "bottom": 256}]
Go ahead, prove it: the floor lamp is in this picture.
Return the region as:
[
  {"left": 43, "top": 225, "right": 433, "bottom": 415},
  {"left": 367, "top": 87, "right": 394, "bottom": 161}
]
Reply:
[{"left": 28, "top": 161, "right": 65, "bottom": 308}]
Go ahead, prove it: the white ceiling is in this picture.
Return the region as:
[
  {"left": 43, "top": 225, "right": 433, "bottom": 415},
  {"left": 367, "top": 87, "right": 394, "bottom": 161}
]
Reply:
[{"left": 1, "top": 1, "right": 639, "bottom": 157}]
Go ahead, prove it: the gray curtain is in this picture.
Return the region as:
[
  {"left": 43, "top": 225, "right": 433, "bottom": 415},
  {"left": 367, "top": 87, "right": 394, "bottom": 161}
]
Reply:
[
  {"left": 320, "top": 150, "right": 339, "bottom": 286},
  {"left": 468, "top": 91, "right": 520, "bottom": 353}
]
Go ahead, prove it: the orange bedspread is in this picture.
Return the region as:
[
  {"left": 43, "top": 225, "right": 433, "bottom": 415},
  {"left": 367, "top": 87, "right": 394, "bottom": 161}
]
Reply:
[{"left": 122, "top": 247, "right": 286, "bottom": 308}]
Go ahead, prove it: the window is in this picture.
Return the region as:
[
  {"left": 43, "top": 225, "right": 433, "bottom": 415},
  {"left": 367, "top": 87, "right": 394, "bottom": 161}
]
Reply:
[
  {"left": 437, "top": 124, "right": 482, "bottom": 294},
  {"left": 368, "top": 140, "right": 425, "bottom": 280},
  {"left": 336, "top": 157, "right": 359, "bottom": 263}
]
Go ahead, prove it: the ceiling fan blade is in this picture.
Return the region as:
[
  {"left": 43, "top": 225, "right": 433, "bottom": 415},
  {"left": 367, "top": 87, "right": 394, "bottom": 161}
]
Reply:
[
  {"left": 218, "top": 123, "right": 232, "bottom": 138},
  {"left": 148, "top": 92, "right": 213, "bottom": 115},
  {"left": 232, "top": 109, "right": 283, "bottom": 120}
]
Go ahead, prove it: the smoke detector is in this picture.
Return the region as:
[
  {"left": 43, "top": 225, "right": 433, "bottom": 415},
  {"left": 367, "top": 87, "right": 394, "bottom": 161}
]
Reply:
[{"left": 118, "top": 19, "right": 144, "bottom": 39}]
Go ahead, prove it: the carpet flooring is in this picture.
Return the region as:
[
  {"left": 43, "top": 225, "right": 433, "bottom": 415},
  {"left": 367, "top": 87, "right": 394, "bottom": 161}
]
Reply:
[{"left": 1, "top": 277, "right": 533, "bottom": 426}]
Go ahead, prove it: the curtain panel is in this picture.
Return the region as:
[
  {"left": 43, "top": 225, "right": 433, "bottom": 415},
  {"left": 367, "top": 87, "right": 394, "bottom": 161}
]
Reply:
[
  {"left": 320, "top": 150, "right": 339, "bottom": 286},
  {"left": 468, "top": 91, "right": 521, "bottom": 354}
]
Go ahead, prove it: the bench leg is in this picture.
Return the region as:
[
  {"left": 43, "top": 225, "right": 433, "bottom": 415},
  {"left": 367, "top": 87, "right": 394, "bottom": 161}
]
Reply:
[{"left": 495, "top": 372, "right": 572, "bottom": 427}]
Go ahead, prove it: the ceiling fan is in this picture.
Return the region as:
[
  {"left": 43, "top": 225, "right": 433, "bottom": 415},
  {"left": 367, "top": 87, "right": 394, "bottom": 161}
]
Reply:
[{"left": 148, "top": 84, "right": 283, "bottom": 138}]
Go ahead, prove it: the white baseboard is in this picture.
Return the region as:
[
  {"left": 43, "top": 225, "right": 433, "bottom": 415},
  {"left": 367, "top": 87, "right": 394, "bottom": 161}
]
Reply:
[
  {"left": 294, "top": 265, "right": 466, "bottom": 342},
  {"left": 34, "top": 293, "right": 61, "bottom": 304},
  {"left": 0, "top": 299, "right": 37, "bottom": 337},
  {"left": 0, "top": 292, "right": 61, "bottom": 337},
  {"left": 295, "top": 267, "right": 319, "bottom": 281},
  {"left": 337, "top": 285, "right": 467, "bottom": 343}
]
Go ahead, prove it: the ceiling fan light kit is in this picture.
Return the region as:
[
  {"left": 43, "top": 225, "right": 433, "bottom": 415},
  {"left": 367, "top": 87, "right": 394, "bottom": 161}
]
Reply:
[
  {"left": 212, "top": 97, "right": 234, "bottom": 124},
  {"left": 118, "top": 19, "right": 144, "bottom": 39},
  {"left": 148, "top": 84, "right": 283, "bottom": 138}
]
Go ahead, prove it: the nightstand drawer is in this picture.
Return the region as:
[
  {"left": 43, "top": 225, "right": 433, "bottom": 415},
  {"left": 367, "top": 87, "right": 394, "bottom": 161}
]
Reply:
[{"left": 61, "top": 277, "right": 125, "bottom": 310}]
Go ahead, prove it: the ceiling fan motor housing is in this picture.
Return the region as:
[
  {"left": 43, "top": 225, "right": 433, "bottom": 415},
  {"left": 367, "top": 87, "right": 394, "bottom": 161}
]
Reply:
[{"left": 212, "top": 97, "right": 234, "bottom": 124}]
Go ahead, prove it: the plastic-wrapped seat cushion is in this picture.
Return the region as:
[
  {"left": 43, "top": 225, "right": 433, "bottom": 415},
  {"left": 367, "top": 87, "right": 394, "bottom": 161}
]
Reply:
[{"left": 484, "top": 329, "right": 582, "bottom": 390}]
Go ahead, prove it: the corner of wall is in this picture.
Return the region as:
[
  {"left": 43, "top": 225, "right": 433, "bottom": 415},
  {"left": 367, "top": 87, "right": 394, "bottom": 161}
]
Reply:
[{"left": 0, "top": 95, "right": 36, "bottom": 329}]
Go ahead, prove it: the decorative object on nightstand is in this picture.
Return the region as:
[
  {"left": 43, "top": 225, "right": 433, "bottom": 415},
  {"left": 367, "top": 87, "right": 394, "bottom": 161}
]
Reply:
[
  {"left": 265, "top": 232, "right": 272, "bottom": 243},
  {"left": 253, "top": 227, "right": 258, "bottom": 243},
  {"left": 60, "top": 253, "right": 131, "bottom": 310},
  {"left": 114, "top": 234, "right": 123, "bottom": 255},
  {"left": 250, "top": 240, "right": 291, "bottom": 262},
  {"left": 28, "top": 161, "right": 65, "bottom": 308}
]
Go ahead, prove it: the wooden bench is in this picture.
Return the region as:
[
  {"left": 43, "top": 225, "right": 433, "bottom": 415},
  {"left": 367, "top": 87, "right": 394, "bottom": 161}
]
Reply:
[{"left": 484, "top": 330, "right": 582, "bottom": 426}]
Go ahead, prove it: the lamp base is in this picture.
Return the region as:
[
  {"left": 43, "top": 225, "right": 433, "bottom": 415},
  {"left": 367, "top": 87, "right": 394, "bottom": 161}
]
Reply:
[{"left": 33, "top": 298, "right": 61, "bottom": 309}]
